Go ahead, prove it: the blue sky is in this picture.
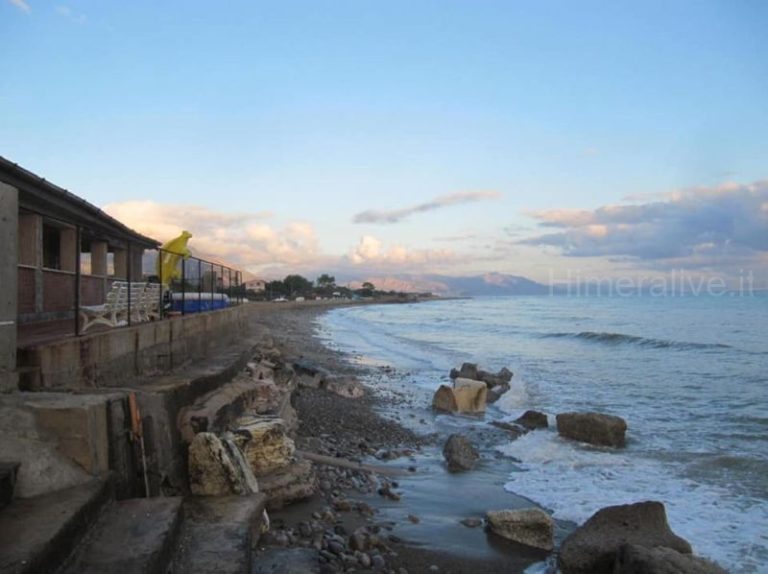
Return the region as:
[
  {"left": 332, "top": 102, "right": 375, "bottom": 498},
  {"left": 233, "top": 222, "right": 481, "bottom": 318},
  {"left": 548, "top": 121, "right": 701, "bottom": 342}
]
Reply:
[{"left": 2, "top": 1, "right": 767, "bottom": 284}]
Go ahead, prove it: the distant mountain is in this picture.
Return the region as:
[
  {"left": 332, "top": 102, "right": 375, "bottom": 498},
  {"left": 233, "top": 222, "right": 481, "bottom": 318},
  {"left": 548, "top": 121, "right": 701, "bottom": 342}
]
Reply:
[{"left": 357, "top": 273, "right": 551, "bottom": 296}]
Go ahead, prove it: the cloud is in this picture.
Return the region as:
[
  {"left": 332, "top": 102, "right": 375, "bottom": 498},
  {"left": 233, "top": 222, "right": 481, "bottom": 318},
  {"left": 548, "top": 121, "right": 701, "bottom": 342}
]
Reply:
[
  {"left": 348, "top": 235, "right": 460, "bottom": 269},
  {"left": 55, "top": 5, "right": 86, "bottom": 23},
  {"left": 103, "top": 200, "right": 320, "bottom": 270},
  {"left": 353, "top": 191, "right": 502, "bottom": 224},
  {"left": 8, "top": 0, "right": 31, "bottom": 13},
  {"left": 520, "top": 180, "right": 768, "bottom": 267}
]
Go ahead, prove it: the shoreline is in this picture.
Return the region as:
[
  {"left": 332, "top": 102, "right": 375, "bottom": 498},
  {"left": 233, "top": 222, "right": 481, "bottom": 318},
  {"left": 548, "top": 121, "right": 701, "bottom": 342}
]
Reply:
[{"left": 249, "top": 301, "right": 561, "bottom": 573}]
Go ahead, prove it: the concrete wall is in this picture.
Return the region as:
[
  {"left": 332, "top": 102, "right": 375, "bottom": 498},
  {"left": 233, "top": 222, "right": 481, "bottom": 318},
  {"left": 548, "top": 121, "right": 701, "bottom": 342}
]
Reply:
[
  {"left": 0, "top": 184, "right": 18, "bottom": 393},
  {"left": 18, "top": 304, "right": 250, "bottom": 390}
]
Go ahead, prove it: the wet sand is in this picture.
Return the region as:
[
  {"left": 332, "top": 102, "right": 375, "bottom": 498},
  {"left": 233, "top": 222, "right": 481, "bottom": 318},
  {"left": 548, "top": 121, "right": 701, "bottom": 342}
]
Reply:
[{"left": 248, "top": 301, "right": 569, "bottom": 573}]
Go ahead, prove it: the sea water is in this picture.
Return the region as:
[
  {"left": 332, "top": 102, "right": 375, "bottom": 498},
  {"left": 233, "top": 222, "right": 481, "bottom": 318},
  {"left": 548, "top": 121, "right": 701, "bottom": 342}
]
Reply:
[{"left": 317, "top": 295, "right": 768, "bottom": 573}]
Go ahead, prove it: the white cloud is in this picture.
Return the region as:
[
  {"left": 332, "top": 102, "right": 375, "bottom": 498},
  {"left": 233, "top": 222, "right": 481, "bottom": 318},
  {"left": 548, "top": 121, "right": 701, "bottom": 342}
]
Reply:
[
  {"left": 103, "top": 200, "right": 319, "bottom": 271},
  {"left": 348, "top": 235, "right": 459, "bottom": 268},
  {"left": 8, "top": 0, "right": 31, "bottom": 13}
]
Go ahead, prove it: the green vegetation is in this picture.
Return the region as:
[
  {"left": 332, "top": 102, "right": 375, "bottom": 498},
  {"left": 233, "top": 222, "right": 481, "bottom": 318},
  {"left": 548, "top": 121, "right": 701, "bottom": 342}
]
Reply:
[{"left": 244, "top": 274, "right": 419, "bottom": 301}]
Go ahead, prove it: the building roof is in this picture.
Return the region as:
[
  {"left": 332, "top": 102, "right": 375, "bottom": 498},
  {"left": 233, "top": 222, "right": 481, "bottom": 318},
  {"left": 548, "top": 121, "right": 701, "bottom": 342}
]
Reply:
[{"left": 0, "top": 155, "right": 160, "bottom": 249}]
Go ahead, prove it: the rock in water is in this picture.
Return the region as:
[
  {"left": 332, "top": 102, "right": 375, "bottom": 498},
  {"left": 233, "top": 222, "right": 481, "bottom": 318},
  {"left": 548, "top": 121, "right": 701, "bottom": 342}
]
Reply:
[
  {"left": 614, "top": 544, "right": 728, "bottom": 574},
  {"left": 449, "top": 363, "right": 479, "bottom": 380},
  {"left": 556, "top": 411, "right": 627, "bottom": 447},
  {"left": 515, "top": 410, "right": 549, "bottom": 430},
  {"left": 442, "top": 434, "right": 479, "bottom": 471},
  {"left": 485, "top": 508, "right": 554, "bottom": 551},
  {"left": 432, "top": 385, "right": 458, "bottom": 412},
  {"left": 452, "top": 378, "right": 487, "bottom": 414},
  {"left": 486, "top": 382, "right": 511, "bottom": 403},
  {"left": 188, "top": 432, "right": 257, "bottom": 496},
  {"left": 558, "top": 501, "right": 692, "bottom": 574},
  {"left": 232, "top": 417, "right": 295, "bottom": 476}
]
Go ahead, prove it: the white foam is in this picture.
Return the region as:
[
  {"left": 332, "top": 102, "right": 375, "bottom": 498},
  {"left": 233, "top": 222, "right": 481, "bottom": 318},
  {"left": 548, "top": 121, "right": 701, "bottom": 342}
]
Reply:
[
  {"left": 494, "top": 375, "right": 530, "bottom": 411},
  {"left": 498, "top": 431, "right": 768, "bottom": 573}
]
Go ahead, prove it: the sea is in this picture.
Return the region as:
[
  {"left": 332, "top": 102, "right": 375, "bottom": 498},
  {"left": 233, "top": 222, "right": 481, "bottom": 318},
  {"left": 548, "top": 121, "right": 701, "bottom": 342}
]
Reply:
[{"left": 317, "top": 295, "right": 768, "bottom": 573}]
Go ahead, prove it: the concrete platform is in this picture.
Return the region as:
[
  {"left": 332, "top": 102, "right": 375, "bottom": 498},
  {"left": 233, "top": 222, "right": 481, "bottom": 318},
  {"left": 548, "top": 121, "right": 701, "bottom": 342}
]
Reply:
[
  {"left": 172, "top": 494, "right": 267, "bottom": 574},
  {"left": 61, "top": 496, "right": 183, "bottom": 574},
  {"left": 0, "top": 478, "right": 111, "bottom": 574}
]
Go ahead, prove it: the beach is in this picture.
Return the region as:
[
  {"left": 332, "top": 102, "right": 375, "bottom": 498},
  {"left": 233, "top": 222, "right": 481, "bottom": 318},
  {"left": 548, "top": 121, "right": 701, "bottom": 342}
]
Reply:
[{"left": 248, "top": 300, "right": 560, "bottom": 573}]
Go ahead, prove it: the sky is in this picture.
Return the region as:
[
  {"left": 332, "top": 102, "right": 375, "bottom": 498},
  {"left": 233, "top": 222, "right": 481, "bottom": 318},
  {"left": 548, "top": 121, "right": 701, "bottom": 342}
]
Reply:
[{"left": 2, "top": 1, "right": 767, "bottom": 286}]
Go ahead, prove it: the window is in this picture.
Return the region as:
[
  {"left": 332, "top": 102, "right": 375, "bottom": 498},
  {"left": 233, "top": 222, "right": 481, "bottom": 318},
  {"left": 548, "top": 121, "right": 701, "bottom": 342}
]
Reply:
[{"left": 42, "top": 224, "right": 61, "bottom": 269}]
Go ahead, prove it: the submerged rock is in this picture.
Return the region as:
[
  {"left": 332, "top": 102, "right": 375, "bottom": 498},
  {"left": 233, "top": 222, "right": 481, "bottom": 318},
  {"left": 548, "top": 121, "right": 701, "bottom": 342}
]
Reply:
[
  {"left": 558, "top": 501, "right": 692, "bottom": 574},
  {"left": 614, "top": 544, "right": 728, "bottom": 574},
  {"left": 485, "top": 508, "right": 554, "bottom": 551},
  {"left": 442, "top": 434, "right": 479, "bottom": 472},
  {"left": 514, "top": 410, "right": 549, "bottom": 430},
  {"left": 486, "top": 382, "right": 511, "bottom": 403},
  {"left": 556, "top": 411, "right": 627, "bottom": 447}
]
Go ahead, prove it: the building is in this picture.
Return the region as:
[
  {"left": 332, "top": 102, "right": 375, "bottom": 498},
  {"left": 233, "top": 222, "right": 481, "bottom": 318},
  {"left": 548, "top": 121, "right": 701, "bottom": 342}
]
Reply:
[{"left": 0, "top": 156, "right": 160, "bottom": 391}]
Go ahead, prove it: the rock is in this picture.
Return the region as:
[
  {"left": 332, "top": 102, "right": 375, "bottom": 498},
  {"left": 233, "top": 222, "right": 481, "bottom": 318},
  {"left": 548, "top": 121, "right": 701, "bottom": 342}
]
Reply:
[
  {"left": 232, "top": 417, "right": 295, "bottom": 476},
  {"left": 452, "top": 378, "right": 487, "bottom": 413},
  {"left": 486, "top": 508, "right": 554, "bottom": 551},
  {"left": 449, "top": 363, "right": 479, "bottom": 381},
  {"left": 321, "top": 376, "right": 365, "bottom": 399},
  {"left": 477, "top": 367, "right": 514, "bottom": 388},
  {"left": 486, "top": 382, "right": 511, "bottom": 403},
  {"left": 258, "top": 459, "right": 317, "bottom": 510},
  {"left": 615, "top": 544, "right": 728, "bottom": 574},
  {"left": 442, "top": 434, "right": 479, "bottom": 472},
  {"left": 514, "top": 410, "right": 549, "bottom": 430},
  {"left": 558, "top": 501, "right": 692, "bottom": 574},
  {"left": 489, "top": 421, "right": 526, "bottom": 438},
  {"left": 460, "top": 517, "right": 483, "bottom": 528},
  {"left": 253, "top": 547, "right": 320, "bottom": 574},
  {"left": 431, "top": 385, "right": 458, "bottom": 412},
  {"left": 188, "top": 432, "right": 259, "bottom": 496},
  {"left": 556, "top": 411, "right": 627, "bottom": 447}
]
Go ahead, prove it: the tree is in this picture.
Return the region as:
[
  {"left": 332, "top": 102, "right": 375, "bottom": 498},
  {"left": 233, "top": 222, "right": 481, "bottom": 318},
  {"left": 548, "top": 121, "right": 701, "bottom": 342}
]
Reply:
[
  {"left": 283, "top": 274, "right": 313, "bottom": 297},
  {"left": 360, "top": 281, "right": 375, "bottom": 297},
  {"left": 316, "top": 274, "right": 336, "bottom": 290}
]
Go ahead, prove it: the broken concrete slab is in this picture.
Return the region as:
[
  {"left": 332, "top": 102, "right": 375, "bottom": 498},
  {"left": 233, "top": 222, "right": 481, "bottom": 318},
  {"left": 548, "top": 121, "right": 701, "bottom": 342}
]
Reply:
[
  {"left": 0, "top": 478, "right": 111, "bottom": 574},
  {"left": 173, "top": 494, "right": 267, "bottom": 574},
  {"left": 61, "top": 496, "right": 183, "bottom": 574}
]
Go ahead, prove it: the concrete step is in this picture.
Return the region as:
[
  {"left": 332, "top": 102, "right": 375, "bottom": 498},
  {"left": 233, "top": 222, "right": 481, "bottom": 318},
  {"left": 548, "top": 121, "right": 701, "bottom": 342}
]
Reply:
[
  {"left": 0, "top": 478, "right": 111, "bottom": 574},
  {"left": 0, "top": 461, "right": 20, "bottom": 510},
  {"left": 172, "top": 494, "right": 267, "bottom": 574},
  {"left": 60, "top": 496, "right": 183, "bottom": 574}
]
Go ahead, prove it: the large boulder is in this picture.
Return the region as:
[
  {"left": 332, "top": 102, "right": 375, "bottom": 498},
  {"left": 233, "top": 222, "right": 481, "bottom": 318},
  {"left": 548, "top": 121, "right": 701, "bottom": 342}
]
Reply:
[
  {"left": 442, "top": 434, "right": 479, "bottom": 472},
  {"left": 556, "top": 411, "right": 627, "bottom": 447},
  {"left": 232, "top": 417, "right": 295, "bottom": 477},
  {"left": 258, "top": 458, "right": 317, "bottom": 510},
  {"left": 486, "top": 382, "right": 511, "bottom": 403},
  {"left": 450, "top": 363, "right": 479, "bottom": 381},
  {"left": 477, "top": 367, "right": 513, "bottom": 389},
  {"left": 615, "top": 544, "right": 728, "bottom": 574},
  {"left": 486, "top": 508, "right": 554, "bottom": 551},
  {"left": 432, "top": 385, "right": 458, "bottom": 412},
  {"left": 453, "top": 378, "right": 487, "bottom": 414},
  {"left": 558, "top": 501, "right": 692, "bottom": 574},
  {"left": 188, "top": 432, "right": 259, "bottom": 496},
  {"left": 321, "top": 376, "right": 364, "bottom": 399},
  {"left": 515, "top": 410, "right": 549, "bottom": 430}
]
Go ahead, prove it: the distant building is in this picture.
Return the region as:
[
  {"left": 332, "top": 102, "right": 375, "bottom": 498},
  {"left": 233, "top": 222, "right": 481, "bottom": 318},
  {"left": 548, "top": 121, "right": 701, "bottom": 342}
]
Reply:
[{"left": 244, "top": 278, "right": 266, "bottom": 292}]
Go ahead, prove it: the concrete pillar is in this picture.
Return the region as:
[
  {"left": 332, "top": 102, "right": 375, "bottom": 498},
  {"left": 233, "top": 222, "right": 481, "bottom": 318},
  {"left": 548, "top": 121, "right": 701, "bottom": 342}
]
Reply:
[
  {"left": 0, "top": 184, "right": 18, "bottom": 392},
  {"left": 91, "top": 241, "right": 108, "bottom": 276},
  {"left": 114, "top": 249, "right": 127, "bottom": 279},
  {"left": 129, "top": 247, "right": 144, "bottom": 281},
  {"left": 18, "top": 213, "right": 41, "bottom": 266},
  {"left": 60, "top": 227, "right": 77, "bottom": 272}
]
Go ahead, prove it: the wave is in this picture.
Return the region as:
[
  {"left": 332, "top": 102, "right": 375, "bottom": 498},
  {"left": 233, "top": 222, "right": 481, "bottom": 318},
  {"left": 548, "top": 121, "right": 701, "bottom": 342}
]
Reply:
[{"left": 541, "top": 331, "right": 732, "bottom": 351}]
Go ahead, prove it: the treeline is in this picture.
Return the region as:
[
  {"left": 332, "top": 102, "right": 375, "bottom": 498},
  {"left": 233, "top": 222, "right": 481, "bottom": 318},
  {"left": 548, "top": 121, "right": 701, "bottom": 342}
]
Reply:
[{"left": 246, "top": 274, "right": 403, "bottom": 301}]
